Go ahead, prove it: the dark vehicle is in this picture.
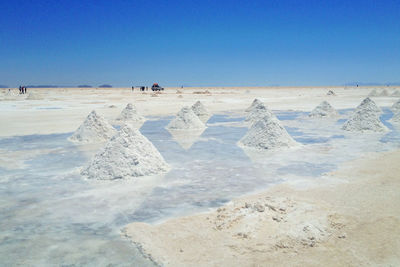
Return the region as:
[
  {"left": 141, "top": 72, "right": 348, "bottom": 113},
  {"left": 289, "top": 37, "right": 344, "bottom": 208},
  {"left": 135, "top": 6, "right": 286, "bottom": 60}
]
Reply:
[{"left": 151, "top": 83, "right": 164, "bottom": 91}]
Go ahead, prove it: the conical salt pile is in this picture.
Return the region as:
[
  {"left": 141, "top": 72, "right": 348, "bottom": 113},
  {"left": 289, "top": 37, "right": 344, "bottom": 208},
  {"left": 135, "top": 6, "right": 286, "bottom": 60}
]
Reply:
[
  {"left": 191, "top": 101, "right": 210, "bottom": 122},
  {"left": 368, "top": 89, "right": 379, "bottom": 97},
  {"left": 115, "top": 103, "right": 145, "bottom": 126},
  {"left": 327, "top": 90, "right": 336, "bottom": 96},
  {"left": 69, "top": 110, "right": 116, "bottom": 143},
  {"left": 378, "top": 89, "right": 389, "bottom": 97},
  {"left": 391, "top": 99, "right": 400, "bottom": 112},
  {"left": 245, "top": 98, "right": 263, "bottom": 112},
  {"left": 342, "top": 98, "right": 388, "bottom": 132},
  {"left": 391, "top": 90, "right": 400, "bottom": 97},
  {"left": 239, "top": 115, "right": 299, "bottom": 150},
  {"left": 390, "top": 111, "right": 400, "bottom": 124},
  {"left": 81, "top": 124, "right": 169, "bottom": 180},
  {"left": 166, "top": 106, "right": 205, "bottom": 130},
  {"left": 245, "top": 102, "right": 275, "bottom": 124},
  {"left": 309, "top": 101, "right": 338, "bottom": 118}
]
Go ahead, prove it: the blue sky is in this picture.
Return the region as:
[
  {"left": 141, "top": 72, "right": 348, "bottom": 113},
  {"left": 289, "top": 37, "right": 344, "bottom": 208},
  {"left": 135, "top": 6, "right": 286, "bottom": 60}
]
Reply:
[{"left": 0, "top": 0, "right": 399, "bottom": 87}]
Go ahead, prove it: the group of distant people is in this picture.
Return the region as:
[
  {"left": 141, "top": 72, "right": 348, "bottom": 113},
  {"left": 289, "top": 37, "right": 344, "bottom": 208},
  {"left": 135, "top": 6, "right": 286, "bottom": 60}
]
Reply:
[{"left": 19, "top": 86, "right": 27, "bottom": 94}]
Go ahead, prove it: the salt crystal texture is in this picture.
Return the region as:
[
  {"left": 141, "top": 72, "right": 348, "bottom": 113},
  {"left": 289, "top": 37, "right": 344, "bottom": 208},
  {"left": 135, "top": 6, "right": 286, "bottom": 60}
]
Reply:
[
  {"left": 245, "top": 98, "right": 263, "bottom": 112},
  {"left": 245, "top": 103, "right": 275, "bottom": 124},
  {"left": 368, "top": 89, "right": 379, "bottom": 97},
  {"left": 239, "top": 115, "right": 299, "bottom": 150},
  {"left": 391, "top": 90, "right": 400, "bottom": 97},
  {"left": 309, "top": 101, "right": 338, "bottom": 118},
  {"left": 326, "top": 90, "right": 336, "bottom": 96},
  {"left": 166, "top": 106, "right": 205, "bottom": 130},
  {"left": 191, "top": 101, "right": 210, "bottom": 122},
  {"left": 342, "top": 98, "right": 388, "bottom": 132},
  {"left": 390, "top": 111, "right": 400, "bottom": 124},
  {"left": 69, "top": 110, "right": 116, "bottom": 143},
  {"left": 378, "top": 89, "right": 389, "bottom": 97},
  {"left": 115, "top": 103, "right": 145, "bottom": 126},
  {"left": 81, "top": 124, "right": 169, "bottom": 180},
  {"left": 391, "top": 99, "right": 400, "bottom": 113}
]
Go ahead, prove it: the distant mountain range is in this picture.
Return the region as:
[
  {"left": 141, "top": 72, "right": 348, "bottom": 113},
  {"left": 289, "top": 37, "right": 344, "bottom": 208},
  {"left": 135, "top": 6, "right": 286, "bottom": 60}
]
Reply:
[
  {"left": 98, "top": 84, "right": 112, "bottom": 88},
  {"left": 0, "top": 85, "right": 9, "bottom": 88},
  {"left": 16, "top": 84, "right": 112, "bottom": 88},
  {"left": 344, "top": 82, "right": 400, "bottom": 86}
]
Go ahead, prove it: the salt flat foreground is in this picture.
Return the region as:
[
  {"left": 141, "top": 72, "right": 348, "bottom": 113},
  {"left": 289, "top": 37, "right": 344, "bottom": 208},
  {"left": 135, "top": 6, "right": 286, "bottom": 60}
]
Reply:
[
  {"left": 1, "top": 86, "right": 399, "bottom": 266},
  {"left": 124, "top": 150, "right": 400, "bottom": 266}
]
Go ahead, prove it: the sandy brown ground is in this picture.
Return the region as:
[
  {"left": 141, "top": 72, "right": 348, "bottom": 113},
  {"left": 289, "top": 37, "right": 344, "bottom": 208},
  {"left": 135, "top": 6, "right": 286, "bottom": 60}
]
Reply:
[
  {"left": 123, "top": 149, "right": 400, "bottom": 266},
  {"left": 1, "top": 86, "right": 398, "bottom": 137}
]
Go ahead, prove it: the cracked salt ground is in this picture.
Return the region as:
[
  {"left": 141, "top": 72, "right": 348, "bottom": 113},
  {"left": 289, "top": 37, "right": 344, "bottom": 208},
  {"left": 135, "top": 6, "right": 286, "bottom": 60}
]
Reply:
[{"left": 1, "top": 111, "right": 400, "bottom": 265}]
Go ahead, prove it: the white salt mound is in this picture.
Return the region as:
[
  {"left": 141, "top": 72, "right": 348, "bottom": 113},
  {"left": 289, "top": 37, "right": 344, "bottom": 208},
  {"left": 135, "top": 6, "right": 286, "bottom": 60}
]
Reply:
[
  {"left": 69, "top": 110, "right": 116, "bottom": 143},
  {"left": 166, "top": 106, "right": 205, "bottom": 130},
  {"left": 378, "top": 89, "right": 389, "bottom": 97},
  {"left": 368, "top": 89, "right": 379, "bottom": 97},
  {"left": 245, "top": 103, "right": 275, "bottom": 124},
  {"left": 191, "top": 101, "right": 210, "bottom": 123},
  {"left": 391, "top": 99, "right": 400, "bottom": 112},
  {"left": 191, "top": 101, "right": 209, "bottom": 117},
  {"left": 239, "top": 115, "right": 299, "bottom": 150},
  {"left": 390, "top": 111, "right": 400, "bottom": 124},
  {"left": 391, "top": 90, "right": 400, "bottom": 97},
  {"left": 115, "top": 103, "right": 145, "bottom": 125},
  {"left": 309, "top": 101, "right": 338, "bottom": 118},
  {"left": 342, "top": 98, "right": 388, "bottom": 132},
  {"left": 81, "top": 124, "right": 169, "bottom": 180},
  {"left": 327, "top": 90, "right": 336, "bottom": 96},
  {"left": 245, "top": 98, "right": 263, "bottom": 112}
]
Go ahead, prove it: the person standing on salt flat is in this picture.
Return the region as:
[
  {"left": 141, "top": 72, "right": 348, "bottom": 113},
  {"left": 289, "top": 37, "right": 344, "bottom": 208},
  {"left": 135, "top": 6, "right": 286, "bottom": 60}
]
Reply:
[
  {"left": 309, "top": 101, "right": 338, "bottom": 118},
  {"left": 81, "top": 124, "right": 169, "bottom": 180},
  {"left": 245, "top": 98, "right": 263, "bottom": 112},
  {"left": 245, "top": 102, "right": 276, "bottom": 125},
  {"left": 191, "top": 101, "right": 210, "bottom": 123},
  {"left": 342, "top": 97, "right": 388, "bottom": 132},
  {"left": 115, "top": 103, "right": 145, "bottom": 127},
  {"left": 239, "top": 115, "right": 299, "bottom": 151},
  {"left": 166, "top": 106, "right": 205, "bottom": 130},
  {"left": 69, "top": 110, "right": 116, "bottom": 143}
]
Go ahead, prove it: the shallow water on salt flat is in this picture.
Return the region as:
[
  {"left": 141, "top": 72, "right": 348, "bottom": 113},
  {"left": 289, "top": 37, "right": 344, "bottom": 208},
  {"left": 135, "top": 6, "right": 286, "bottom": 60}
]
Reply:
[{"left": 1, "top": 109, "right": 400, "bottom": 266}]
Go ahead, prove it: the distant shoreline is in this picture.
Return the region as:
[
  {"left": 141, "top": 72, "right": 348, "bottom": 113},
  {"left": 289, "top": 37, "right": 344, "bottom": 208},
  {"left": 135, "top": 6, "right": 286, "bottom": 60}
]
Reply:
[{"left": 3, "top": 85, "right": 399, "bottom": 90}]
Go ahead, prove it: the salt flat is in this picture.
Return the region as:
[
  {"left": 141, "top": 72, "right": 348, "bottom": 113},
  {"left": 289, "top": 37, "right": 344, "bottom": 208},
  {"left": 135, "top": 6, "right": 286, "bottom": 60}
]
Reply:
[{"left": 0, "top": 86, "right": 399, "bottom": 266}]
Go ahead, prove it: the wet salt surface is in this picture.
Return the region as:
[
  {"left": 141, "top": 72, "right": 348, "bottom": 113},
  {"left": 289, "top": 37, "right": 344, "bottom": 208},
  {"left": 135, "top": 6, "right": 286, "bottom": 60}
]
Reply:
[{"left": 1, "top": 110, "right": 400, "bottom": 265}]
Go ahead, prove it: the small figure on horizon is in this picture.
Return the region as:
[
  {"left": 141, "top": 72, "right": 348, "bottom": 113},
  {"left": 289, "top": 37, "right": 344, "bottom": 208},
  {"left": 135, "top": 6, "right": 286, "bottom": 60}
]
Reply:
[
  {"left": 146, "top": 86, "right": 148, "bottom": 91},
  {"left": 24, "top": 87, "right": 27, "bottom": 94},
  {"left": 131, "top": 86, "right": 134, "bottom": 91},
  {"left": 19, "top": 86, "right": 22, "bottom": 94}
]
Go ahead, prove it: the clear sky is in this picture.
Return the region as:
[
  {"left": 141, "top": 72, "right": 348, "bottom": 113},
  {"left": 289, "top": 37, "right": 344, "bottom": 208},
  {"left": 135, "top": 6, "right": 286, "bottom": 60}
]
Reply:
[{"left": 0, "top": 0, "right": 399, "bottom": 87}]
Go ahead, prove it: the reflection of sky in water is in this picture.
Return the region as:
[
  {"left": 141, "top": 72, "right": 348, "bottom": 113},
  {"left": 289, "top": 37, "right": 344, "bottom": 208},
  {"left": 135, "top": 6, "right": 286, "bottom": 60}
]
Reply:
[
  {"left": 275, "top": 110, "right": 308, "bottom": 120},
  {"left": 207, "top": 114, "right": 245, "bottom": 123},
  {"left": 1, "top": 110, "right": 400, "bottom": 265}
]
